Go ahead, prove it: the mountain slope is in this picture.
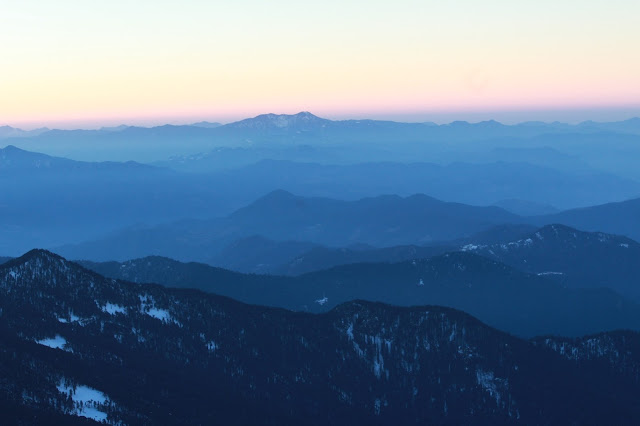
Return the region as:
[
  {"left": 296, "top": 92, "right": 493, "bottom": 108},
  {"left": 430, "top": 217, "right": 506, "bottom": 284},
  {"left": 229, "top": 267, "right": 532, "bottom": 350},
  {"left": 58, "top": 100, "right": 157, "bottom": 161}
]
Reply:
[
  {"left": 3, "top": 250, "right": 640, "bottom": 424},
  {"left": 274, "top": 244, "right": 453, "bottom": 276},
  {"left": 535, "top": 198, "right": 640, "bottom": 242},
  {"left": 79, "top": 251, "right": 640, "bottom": 338},
  {"left": 56, "top": 191, "right": 523, "bottom": 262},
  {"left": 492, "top": 199, "right": 559, "bottom": 216},
  {"left": 272, "top": 225, "right": 534, "bottom": 276},
  {"left": 534, "top": 330, "right": 640, "bottom": 380},
  {"left": 214, "top": 159, "right": 640, "bottom": 210},
  {"left": 0, "top": 145, "right": 153, "bottom": 173},
  {"left": 0, "top": 146, "right": 262, "bottom": 255},
  {"left": 210, "top": 236, "right": 320, "bottom": 273},
  {"left": 464, "top": 224, "right": 640, "bottom": 300}
]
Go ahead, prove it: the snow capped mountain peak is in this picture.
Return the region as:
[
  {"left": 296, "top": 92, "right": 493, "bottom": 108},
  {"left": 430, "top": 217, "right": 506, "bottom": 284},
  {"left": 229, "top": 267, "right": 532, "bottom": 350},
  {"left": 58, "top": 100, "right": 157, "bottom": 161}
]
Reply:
[{"left": 225, "top": 111, "right": 329, "bottom": 130}]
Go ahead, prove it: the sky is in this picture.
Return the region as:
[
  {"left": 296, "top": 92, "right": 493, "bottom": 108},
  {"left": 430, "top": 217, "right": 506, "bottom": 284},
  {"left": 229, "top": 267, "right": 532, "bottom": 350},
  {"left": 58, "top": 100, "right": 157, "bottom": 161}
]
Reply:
[{"left": 1, "top": 0, "right": 639, "bottom": 128}]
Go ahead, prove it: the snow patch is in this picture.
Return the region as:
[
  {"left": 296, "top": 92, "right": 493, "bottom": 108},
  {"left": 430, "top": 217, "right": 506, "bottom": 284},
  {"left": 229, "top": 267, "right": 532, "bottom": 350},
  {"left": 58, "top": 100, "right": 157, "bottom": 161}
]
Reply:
[
  {"left": 57, "top": 312, "right": 82, "bottom": 323},
  {"left": 147, "top": 307, "right": 171, "bottom": 321},
  {"left": 373, "top": 358, "right": 383, "bottom": 379},
  {"left": 477, "top": 370, "right": 498, "bottom": 400},
  {"left": 101, "top": 303, "right": 126, "bottom": 316},
  {"left": 140, "top": 294, "right": 178, "bottom": 324},
  {"left": 57, "top": 381, "right": 112, "bottom": 423},
  {"left": 346, "top": 323, "right": 354, "bottom": 340},
  {"left": 61, "top": 384, "right": 108, "bottom": 405},
  {"left": 374, "top": 398, "right": 381, "bottom": 415},
  {"left": 476, "top": 369, "right": 505, "bottom": 406},
  {"left": 36, "top": 335, "right": 67, "bottom": 350}
]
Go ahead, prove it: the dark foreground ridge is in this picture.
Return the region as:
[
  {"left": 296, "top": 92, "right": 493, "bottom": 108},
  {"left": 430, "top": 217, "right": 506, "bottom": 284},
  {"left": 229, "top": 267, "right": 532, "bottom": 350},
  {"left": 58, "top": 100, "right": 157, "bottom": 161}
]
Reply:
[{"left": 2, "top": 249, "right": 640, "bottom": 424}]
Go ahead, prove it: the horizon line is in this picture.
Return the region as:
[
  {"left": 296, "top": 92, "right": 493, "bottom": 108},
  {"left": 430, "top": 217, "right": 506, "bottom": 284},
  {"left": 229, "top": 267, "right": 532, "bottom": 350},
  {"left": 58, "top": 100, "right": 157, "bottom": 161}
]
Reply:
[{"left": 3, "top": 108, "right": 640, "bottom": 131}]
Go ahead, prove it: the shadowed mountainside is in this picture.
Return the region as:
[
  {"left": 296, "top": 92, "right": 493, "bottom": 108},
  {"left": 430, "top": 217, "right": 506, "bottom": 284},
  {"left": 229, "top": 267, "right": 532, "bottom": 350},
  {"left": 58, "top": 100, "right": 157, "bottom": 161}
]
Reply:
[{"left": 3, "top": 249, "right": 640, "bottom": 424}]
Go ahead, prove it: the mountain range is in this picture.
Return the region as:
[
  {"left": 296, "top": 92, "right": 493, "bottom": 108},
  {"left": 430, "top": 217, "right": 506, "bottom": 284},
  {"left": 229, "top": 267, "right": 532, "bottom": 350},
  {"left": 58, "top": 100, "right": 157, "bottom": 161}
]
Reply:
[
  {"left": 79, "top": 248, "right": 640, "bottom": 338},
  {"left": 0, "top": 146, "right": 249, "bottom": 254},
  {"left": 56, "top": 190, "right": 523, "bottom": 262},
  {"left": 202, "top": 224, "right": 533, "bottom": 275},
  {"left": 205, "top": 159, "right": 640, "bottom": 210},
  {"left": 0, "top": 125, "right": 49, "bottom": 139},
  {"left": 3, "top": 249, "right": 640, "bottom": 424},
  {"left": 4, "top": 111, "right": 640, "bottom": 424},
  {"left": 55, "top": 189, "right": 640, "bottom": 264},
  {"left": 5, "top": 113, "right": 640, "bottom": 164},
  {"left": 3, "top": 139, "right": 640, "bottom": 258},
  {"left": 252, "top": 242, "right": 453, "bottom": 276}
]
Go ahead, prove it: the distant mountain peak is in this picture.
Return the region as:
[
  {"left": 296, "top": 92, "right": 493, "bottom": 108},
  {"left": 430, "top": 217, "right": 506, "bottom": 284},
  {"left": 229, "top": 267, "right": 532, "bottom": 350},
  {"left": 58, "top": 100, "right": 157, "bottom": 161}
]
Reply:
[
  {"left": 0, "top": 145, "right": 53, "bottom": 164},
  {"left": 478, "top": 119, "right": 504, "bottom": 126},
  {"left": 262, "top": 188, "right": 298, "bottom": 199},
  {"left": 1, "top": 144, "right": 23, "bottom": 153},
  {"left": 190, "top": 121, "right": 222, "bottom": 128},
  {"left": 0, "top": 126, "right": 50, "bottom": 139},
  {"left": 225, "top": 111, "right": 329, "bottom": 130},
  {"left": 446, "top": 120, "right": 505, "bottom": 128},
  {"left": 447, "top": 120, "right": 471, "bottom": 127},
  {"left": 99, "top": 124, "right": 130, "bottom": 132}
]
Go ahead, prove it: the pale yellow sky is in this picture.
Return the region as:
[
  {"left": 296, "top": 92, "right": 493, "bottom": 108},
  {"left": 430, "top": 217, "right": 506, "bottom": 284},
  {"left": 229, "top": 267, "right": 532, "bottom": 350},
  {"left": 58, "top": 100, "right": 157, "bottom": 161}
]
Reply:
[{"left": 1, "top": 0, "right": 639, "bottom": 128}]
